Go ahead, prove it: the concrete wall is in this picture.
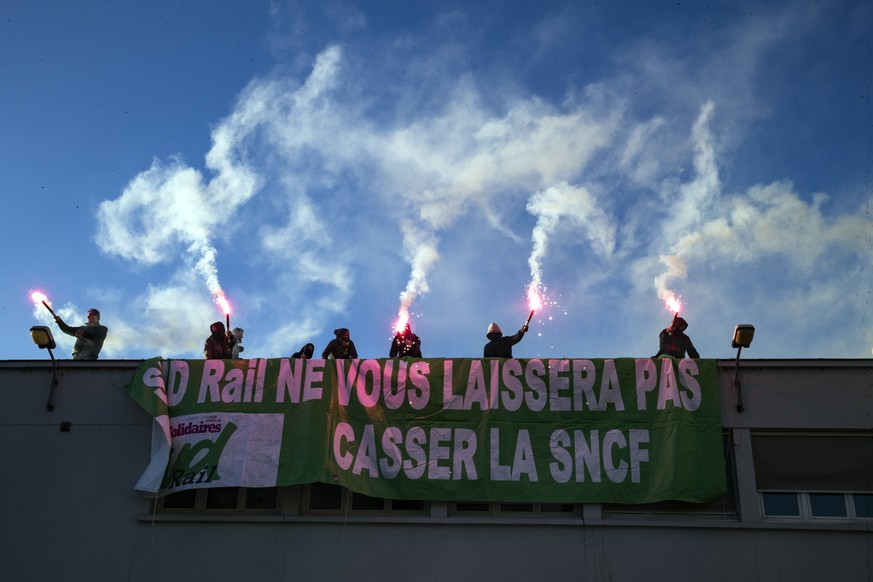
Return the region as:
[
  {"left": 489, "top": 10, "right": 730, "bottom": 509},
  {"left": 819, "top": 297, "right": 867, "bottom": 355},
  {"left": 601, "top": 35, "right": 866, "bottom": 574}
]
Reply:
[{"left": 0, "top": 359, "right": 870, "bottom": 582}]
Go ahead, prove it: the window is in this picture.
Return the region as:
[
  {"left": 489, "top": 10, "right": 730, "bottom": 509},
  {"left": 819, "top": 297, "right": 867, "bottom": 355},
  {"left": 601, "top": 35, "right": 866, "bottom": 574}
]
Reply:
[
  {"left": 159, "top": 483, "right": 425, "bottom": 516},
  {"left": 853, "top": 494, "right": 873, "bottom": 518},
  {"left": 753, "top": 432, "right": 872, "bottom": 521},
  {"left": 760, "top": 492, "right": 870, "bottom": 520},
  {"left": 306, "top": 482, "right": 344, "bottom": 511},
  {"left": 302, "top": 482, "right": 427, "bottom": 515},
  {"left": 450, "top": 501, "right": 577, "bottom": 517},
  {"left": 159, "top": 487, "right": 279, "bottom": 513},
  {"left": 161, "top": 488, "right": 197, "bottom": 510},
  {"left": 809, "top": 493, "right": 847, "bottom": 518},
  {"left": 761, "top": 492, "right": 800, "bottom": 517},
  {"left": 243, "top": 486, "right": 279, "bottom": 510}
]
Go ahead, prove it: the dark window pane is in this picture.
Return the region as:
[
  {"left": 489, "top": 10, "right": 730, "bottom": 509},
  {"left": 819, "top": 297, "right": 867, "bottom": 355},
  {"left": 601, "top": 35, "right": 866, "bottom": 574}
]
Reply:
[
  {"left": 809, "top": 493, "right": 847, "bottom": 517},
  {"left": 351, "top": 493, "right": 385, "bottom": 511},
  {"left": 853, "top": 494, "right": 873, "bottom": 518},
  {"left": 540, "top": 504, "right": 575, "bottom": 513},
  {"left": 762, "top": 492, "right": 800, "bottom": 516},
  {"left": 162, "top": 489, "right": 197, "bottom": 509},
  {"left": 455, "top": 502, "right": 490, "bottom": 513},
  {"left": 308, "top": 482, "right": 343, "bottom": 510},
  {"left": 391, "top": 499, "right": 425, "bottom": 512},
  {"left": 244, "top": 487, "right": 278, "bottom": 510},
  {"left": 499, "top": 503, "right": 535, "bottom": 513},
  {"left": 206, "top": 487, "right": 240, "bottom": 509}
]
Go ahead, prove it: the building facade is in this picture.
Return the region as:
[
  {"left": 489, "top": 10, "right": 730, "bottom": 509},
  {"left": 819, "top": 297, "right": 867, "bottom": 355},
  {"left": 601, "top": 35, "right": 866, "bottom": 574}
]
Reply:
[{"left": 1, "top": 358, "right": 870, "bottom": 581}]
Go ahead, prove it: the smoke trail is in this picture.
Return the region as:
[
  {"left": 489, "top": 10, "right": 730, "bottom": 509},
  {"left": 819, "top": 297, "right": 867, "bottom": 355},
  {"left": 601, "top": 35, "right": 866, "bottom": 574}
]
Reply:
[
  {"left": 96, "top": 55, "right": 266, "bottom": 320},
  {"left": 525, "top": 182, "right": 615, "bottom": 308},
  {"left": 395, "top": 220, "right": 440, "bottom": 331},
  {"left": 652, "top": 102, "right": 720, "bottom": 313},
  {"left": 96, "top": 160, "right": 249, "bottom": 321}
]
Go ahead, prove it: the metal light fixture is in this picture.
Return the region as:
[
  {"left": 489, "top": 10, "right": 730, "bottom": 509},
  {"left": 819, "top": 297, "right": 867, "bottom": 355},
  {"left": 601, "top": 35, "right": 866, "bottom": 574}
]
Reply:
[
  {"left": 732, "top": 324, "right": 755, "bottom": 349},
  {"left": 30, "top": 326, "right": 60, "bottom": 411},
  {"left": 732, "top": 324, "right": 755, "bottom": 412},
  {"left": 31, "top": 326, "right": 56, "bottom": 349}
]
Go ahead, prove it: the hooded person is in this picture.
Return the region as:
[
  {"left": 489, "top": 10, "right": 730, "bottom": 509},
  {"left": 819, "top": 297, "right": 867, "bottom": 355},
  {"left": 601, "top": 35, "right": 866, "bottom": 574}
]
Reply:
[
  {"left": 204, "top": 321, "right": 236, "bottom": 360},
  {"left": 53, "top": 307, "right": 108, "bottom": 360},
  {"left": 321, "top": 328, "right": 358, "bottom": 359},
  {"left": 653, "top": 316, "right": 700, "bottom": 359},
  {"left": 389, "top": 323, "right": 422, "bottom": 358},
  {"left": 483, "top": 321, "right": 528, "bottom": 358},
  {"left": 292, "top": 343, "right": 315, "bottom": 359}
]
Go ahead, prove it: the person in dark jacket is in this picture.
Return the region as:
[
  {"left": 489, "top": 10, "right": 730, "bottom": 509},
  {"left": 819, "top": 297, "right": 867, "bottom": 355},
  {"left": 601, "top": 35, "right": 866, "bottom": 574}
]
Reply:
[
  {"left": 204, "top": 321, "right": 236, "bottom": 359},
  {"left": 321, "top": 328, "right": 358, "bottom": 359},
  {"left": 54, "top": 308, "right": 108, "bottom": 360},
  {"left": 653, "top": 317, "right": 700, "bottom": 359},
  {"left": 483, "top": 321, "right": 528, "bottom": 358},
  {"left": 390, "top": 323, "right": 422, "bottom": 358},
  {"left": 292, "top": 343, "right": 315, "bottom": 359}
]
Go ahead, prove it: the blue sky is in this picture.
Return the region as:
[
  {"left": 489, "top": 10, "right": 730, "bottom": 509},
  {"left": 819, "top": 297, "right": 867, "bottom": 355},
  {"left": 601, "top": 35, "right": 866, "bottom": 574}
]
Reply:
[{"left": 2, "top": 0, "right": 871, "bottom": 361}]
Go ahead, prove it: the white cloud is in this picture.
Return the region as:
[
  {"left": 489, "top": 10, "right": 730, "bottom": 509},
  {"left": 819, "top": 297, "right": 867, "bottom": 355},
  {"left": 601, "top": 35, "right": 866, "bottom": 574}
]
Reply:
[{"left": 88, "top": 4, "right": 873, "bottom": 359}]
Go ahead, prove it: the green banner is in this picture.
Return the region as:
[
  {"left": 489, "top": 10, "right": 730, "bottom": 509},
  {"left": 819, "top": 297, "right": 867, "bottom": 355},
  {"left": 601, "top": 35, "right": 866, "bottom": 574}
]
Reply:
[{"left": 126, "top": 357, "right": 724, "bottom": 503}]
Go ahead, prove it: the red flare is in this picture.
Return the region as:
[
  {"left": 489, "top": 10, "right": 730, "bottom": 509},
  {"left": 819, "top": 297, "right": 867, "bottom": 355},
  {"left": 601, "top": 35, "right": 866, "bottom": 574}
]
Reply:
[
  {"left": 663, "top": 293, "right": 682, "bottom": 329},
  {"left": 216, "top": 295, "right": 231, "bottom": 316},
  {"left": 31, "top": 291, "right": 57, "bottom": 317},
  {"left": 215, "top": 294, "right": 232, "bottom": 330},
  {"left": 527, "top": 286, "right": 543, "bottom": 312},
  {"left": 394, "top": 310, "right": 410, "bottom": 334}
]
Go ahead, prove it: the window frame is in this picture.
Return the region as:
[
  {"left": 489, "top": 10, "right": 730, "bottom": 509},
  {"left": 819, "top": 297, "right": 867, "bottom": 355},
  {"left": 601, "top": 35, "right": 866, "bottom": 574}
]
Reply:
[{"left": 760, "top": 491, "right": 871, "bottom": 520}]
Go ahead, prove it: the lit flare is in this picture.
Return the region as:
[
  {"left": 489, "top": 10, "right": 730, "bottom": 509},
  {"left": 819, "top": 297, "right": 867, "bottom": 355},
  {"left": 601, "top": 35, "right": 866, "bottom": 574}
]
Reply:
[
  {"left": 526, "top": 284, "right": 542, "bottom": 327},
  {"left": 30, "top": 291, "right": 57, "bottom": 317},
  {"left": 527, "top": 285, "right": 543, "bottom": 312},
  {"left": 663, "top": 292, "right": 682, "bottom": 328},
  {"left": 393, "top": 310, "right": 410, "bottom": 334},
  {"left": 215, "top": 294, "right": 232, "bottom": 330}
]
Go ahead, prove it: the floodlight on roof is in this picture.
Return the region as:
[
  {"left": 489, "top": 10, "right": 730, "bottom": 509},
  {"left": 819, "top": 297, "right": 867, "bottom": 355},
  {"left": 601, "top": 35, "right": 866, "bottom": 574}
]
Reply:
[
  {"left": 30, "top": 326, "right": 56, "bottom": 350},
  {"left": 30, "top": 326, "right": 60, "bottom": 411},
  {"left": 732, "top": 324, "right": 755, "bottom": 349},
  {"left": 732, "top": 324, "right": 755, "bottom": 413}
]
